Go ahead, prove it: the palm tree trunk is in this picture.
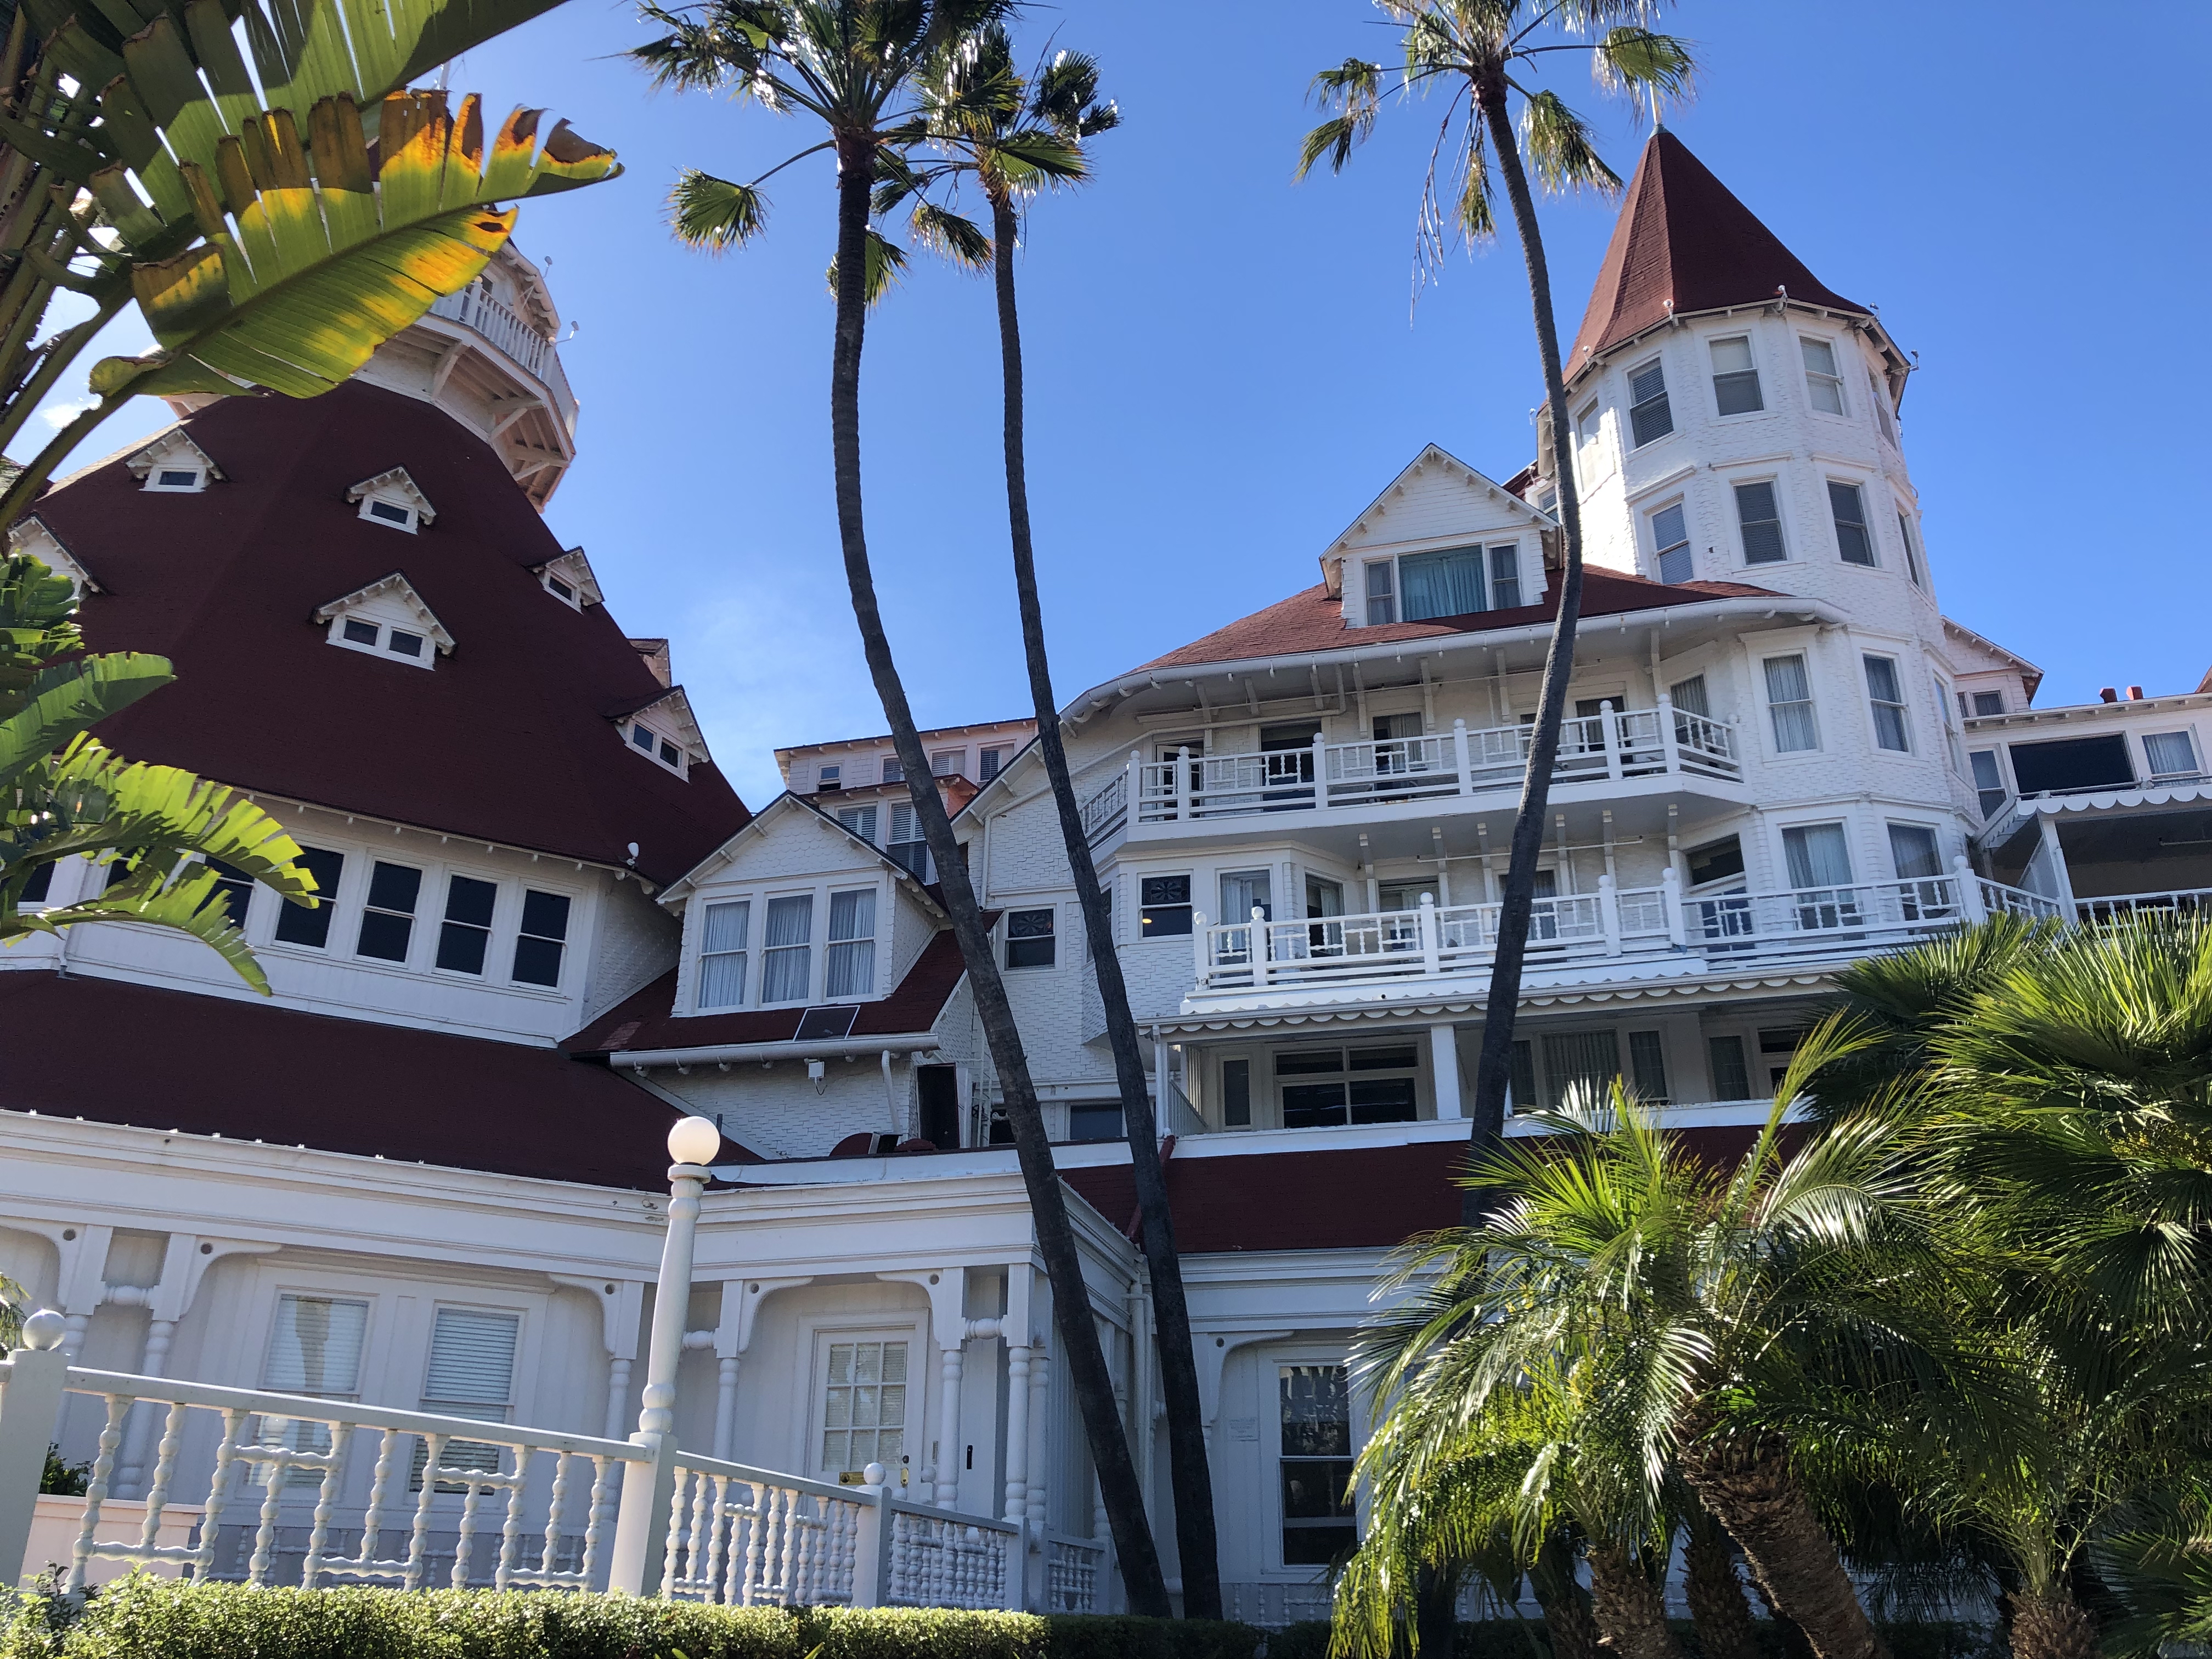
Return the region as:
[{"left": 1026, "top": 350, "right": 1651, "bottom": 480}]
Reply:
[
  {"left": 1586, "top": 1544, "right": 1682, "bottom": 1659},
  {"left": 2007, "top": 1591, "right": 2099, "bottom": 1659},
  {"left": 1677, "top": 1434, "right": 1888, "bottom": 1659},
  {"left": 1533, "top": 1531, "right": 1603, "bottom": 1659},
  {"left": 1684, "top": 1509, "right": 1760, "bottom": 1659},
  {"left": 1462, "top": 70, "right": 1588, "bottom": 1223},
  {"left": 825, "top": 133, "right": 1170, "bottom": 1616},
  {"left": 986, "top": 190, "right": 1220, "bottom": 1618}
]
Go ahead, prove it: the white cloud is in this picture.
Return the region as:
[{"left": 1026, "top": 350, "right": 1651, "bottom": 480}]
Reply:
[{"left": 41, "top": 397, "right": 99, "bottom": 430}]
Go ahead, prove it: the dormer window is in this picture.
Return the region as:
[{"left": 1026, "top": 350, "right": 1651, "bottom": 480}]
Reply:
[
  {"left": 614, "top": 686, "right": 710, "bottom": 781},
  {"left": 315, "top": 573, "right": 454, "bottom": 670},
  {"left": 346, "top": 468, "right": 437, "bottom": 535},
  {"left": 9, "top": 518, "right": 97, "bottom": 596},
  {"left": 816, "top": 763, "right": 843, "bottom": 792},
  {"left": 628, "top": 719, "right": 686, "bottom": 773},
  {"left": 126, "top": 431, "right": 223, "bottom": 494},
  {"left": 535, "top": 548, "right": 602, "bottom": 611},
  {"left": 546, "top": 574, "right": 577, "bottom": 605}
]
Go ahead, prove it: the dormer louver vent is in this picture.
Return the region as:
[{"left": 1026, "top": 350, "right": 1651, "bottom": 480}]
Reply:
[
  {"left": 346, "top": 467, "right": 437, "bottom": 533},
  {"left": 126, "top": 431, "right": 224, "bottom": 494},
  {"left": 314, "top": 573, "right": 454, "bottom": 669}
]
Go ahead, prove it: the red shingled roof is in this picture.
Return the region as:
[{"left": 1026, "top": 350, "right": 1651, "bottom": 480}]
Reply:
[
  {"left": 1062, "top": 1125, "right": 1771, "bottom": 1254},
  {"left": 1567, "top": 131, "right": 1867, "bottom": 375},
  {"left": 36, "top": 382, "right": 749, "bottom": 887},
  {"left": 565, "top": 926, "right": 972, "bottom": 1055},
  {"left": 1135, "top": 568, "right": 1780, "bottom": 675},
  {"left": 0, "top": 972, "right": 734, "bottom": 1187}
]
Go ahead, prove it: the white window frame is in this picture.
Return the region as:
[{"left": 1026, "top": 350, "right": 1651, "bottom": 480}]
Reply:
[
  {"left": 1573, "top": 398, "right": 1606, "bottom": 483},
  {"left": 1362, "top": 558, "right": 1397, "bottom": 627},
  {"left": 793, "top": 1314, "right": 927, "bottom": 1490},
  {"left": 1648, "top": 499, "right": 1691, "bottom": 585},
  {"left": 1708, "top": 333, "right": 1764, "bottom": 417},
  {"left": 624, "top": 717, "right": 689, "bottom": 777},
  {"left": 1626, "top": 356, "right": 1674, "bottom": 449},
  {"left": 1827, "top": 478, "right": 1878, "bottom": 568},
  {"left": 1799, "top": 335, "right": 1847, "bottom": 416},
  {"left": 2143, "top": 729, "right": 2201, "bottom": 781},
  {"left": 825, "top": 884, "right": 880, "bottom": 1001},
  {"left": 1733, "top": 476, "right": 1789, "bottom": 566},
  {"left": 328, "top": 614, "right": 436, "bottom": 669},
  {"left": 357, "top": 492, "right": 422, "bottom": 533},
  {"left": 695, "top": 896, "right": 752, "bottom": 1011},
  {"left": 1762, "top": 651, "right": 1820, "bottom": 754},
  {"left": 1894, "top": 506, "right": 1925, "bottom": 588},
  {"left": 929, "top": 749, "right": 964, "bottom": 778},
  {"left": 1266, "top": 1350, "right": 1364, "bottom": 1578},
  {"left": 143, "top": 461, "right": 210, "bottom": 494},
  {"left": 1861, "top": 654, "right": 1911, "bottom": 753},
  {"left": 758, "top": 889, "right": 820, "bottom": 1007}
]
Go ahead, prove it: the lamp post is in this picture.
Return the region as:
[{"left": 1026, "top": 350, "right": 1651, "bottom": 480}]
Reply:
[{"left": 606, "top": 1114, "right": 723, "bottom": 1595}]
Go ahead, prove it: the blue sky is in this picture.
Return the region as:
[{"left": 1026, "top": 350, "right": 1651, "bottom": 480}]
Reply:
[{"left": 26, "top": 0, "right": 2210, "bottom": 809}]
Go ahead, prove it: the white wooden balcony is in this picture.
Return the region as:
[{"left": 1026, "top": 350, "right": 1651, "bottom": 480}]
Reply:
[
  {"left": 1187, "top": 859, "right": 2062, "bottom": 1005},
  {"left": 1079, "top": 700, "right": 1741, "bottom": 844}
]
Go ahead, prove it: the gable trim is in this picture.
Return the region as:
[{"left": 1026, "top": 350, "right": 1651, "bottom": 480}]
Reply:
[
  {"left": 657, "top": 790, "right": 950, "bottom": 917},
  {"left": 346, "top": 466, "right": 438, "bottom": 526},
  {"left": 312, "top": 571, "right": 456, "bottom": 654},
  {"left": 1319, "top": 443, "right": 1558, "bottom": 595}
]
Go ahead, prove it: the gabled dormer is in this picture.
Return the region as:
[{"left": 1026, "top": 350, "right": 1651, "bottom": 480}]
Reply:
[
  {"left": 346, "top": 467, "right": 437, "bottom": 533},
  {"left": 534, "top": 546, "right": 602, "bottom": 610},
  {"left": 1324, "top": 445, "right": 1558, "bottom": 627},
  {"left": 126, "top": 431, "right": 224, "bottom": 494},
  {"left": 10, "top": 516, "right": 99, "bottom": 595},
  {"left": 614, "top": 685, "right": 710, "bottom": 777},
  {"left": 314, "top": 573, "right": 454, "bottom": 668}
]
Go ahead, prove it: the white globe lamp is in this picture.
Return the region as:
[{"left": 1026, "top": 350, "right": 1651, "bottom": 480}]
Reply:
[{"left": 666, "top": 1115, "right": 723, "bottom": 1169}]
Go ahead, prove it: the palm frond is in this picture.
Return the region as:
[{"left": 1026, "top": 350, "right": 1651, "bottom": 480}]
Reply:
[
  {"left": 907, "top": 200, "right": 990, "bottom": 268},
  {"left": 670, "top": 170, "right": 770, "bottom": 249},
  {"left": 1517, "top": 89, "right": 1620, "bottom": 195}
]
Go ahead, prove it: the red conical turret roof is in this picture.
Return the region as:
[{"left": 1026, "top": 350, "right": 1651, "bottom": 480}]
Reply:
[{"left": 1566, "top": 130, "right": 1867, "bottom": 375}]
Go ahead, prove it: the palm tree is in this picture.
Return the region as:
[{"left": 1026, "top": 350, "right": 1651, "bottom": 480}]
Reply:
[
  {"left": 1296, "top": 2, "right": 1692, "bottom": 1217},
  {"left": 0, "top": 0, "right": 617, "bottom": 520},
  {"left": 873, "top": 30, "right": 1223, "bottom": 1616},
  {"left": 626, "top": 0, "right": 1171, "bottom": 1612},
  {"left": 3, "top": 554, "right": 313, "bottom": 990},
  {"left": 1344, "top": 1048, "right": 1929, "bottom": 1659}
]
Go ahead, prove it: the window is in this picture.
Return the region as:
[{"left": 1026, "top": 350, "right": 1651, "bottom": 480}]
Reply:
[
  {"left": 1863, "top": 656, "right": 1910, "bottom": 752},
  {"left": 979, "top": 747, "right": 1005, "bottom": 781},
  {"left": 1363, "top": 559, "right": 1396, "bottom": 625},
  {"left": 1222, "top": 1058, "right": 1251, "bottom": 1127},
  {"left": 20, "top": 859, "right": 54, "bottom": 905},
  {"left": 1671, "top": 674, "right": 1711, "bottom": 719},
  {"left": 1825, "top": 481, "right": 1876, "bottom": 567},
  {"left": 761, "top": 895, "right": 814, "bottom": 1002},
  {"left": 274, "top": 847, "right": 345, "bottom": 947},
  {"left": 1140, "top": 874, "right": 1193, "bottom": 938},
  {"left": 1764, "top": 654, "right": 1819, "bottom": 752},
  {"left": 1006, "top": 907, "right": 1056, "bottom": 969},
  {"left": 1935, "top": 676, "right": 1965, "bottom": 771},
  {"left": 2145, "top": 731, "right": 2200, "bottom": 779},
  {"left": 343, "top": 618, "right": 377, "bottom": 646},
  {"left": 930, "top": 749, "right": 963, "bottom": 777},
  {"left": 1888, "top": 823, "right": 1943, "bottom": 880},
  {"left": 1280, "top": 1367, "right": 1356, "bottom": 1566},
  {"left": 1540, "top": 1030, "right": 1621, "bottom": 1111},
  {"left": 513, "top": 890, "right": 569, "bottom": 987},
  {"left": 837, "top": 804, "right": 879, "bottom": 844},
  {"left": 886, "top": 804, "right": 927, "bottom": 879},
  {"left": 1068, "top": 1102, "right": 1124, "bottom": 1142},
  {"left": 819, "top": 1341, "right": 908, "bottom": 1482},
  {"left": 1710, "top": 335, "right": 1764, "bottom": 415},
  {"left": 1970, "top": 691, "right": 2006, "bottom": 718},
  {"left": 816, "top": 763, "right": 842, "bottom": 792},
  {"left": 1970, "top": 751, "right": 2008, "bottom": 819},
  {"left": 544, "top": 573, "right": 578, "bottom": 607},
  {"left": 145, "top": 464, "right": 206, "bottom": 493},
  {"left": 1220, "top": 868, "right": 1274, "bottom": 926},
  {"left": 698, "top": 900, "right": 749, "bottom": 1008},
  {"left": 416, "top": 1306, "right": 520, "bottom": 1487},
  {"left": 1508, "top": 1039, "right": 1537, "bottom": 1114},
  {"left": 1574, "top": 400, "right": 1604, "bottom": 479},
  {"left": 1628, "top": 358, "right": 1673, "bottom": 447},
  {"left": 826, "top": 889, "right": 877, "bottom": 999},
  {"left": 1627, "top": 1030, "right": 1669, "bottom": 1103},
  {"left": 1800, "top": 337, "right": 1845, "bottom": 414},
  {"left": 436, "top": 874, "right": 496, "bottom": 973},
  {"left": 2009, "top": 735, "right": 2133, "bottom": 795},
  {"left": 198, "top": 858, "right": 254, "bottom": 926},
  {"left": 331, "top": 614, "right": 432, "bottom": 667},
  {"left": 258, "top": 1294, "right": 369, "bottom": 1485},
  {"left": 365, "top": 498, "right": 416, "bottom": 531},
  {"left": 1650, "top": 501, "right": 1691, "bottom": 586},
  {"left": 356, "top": 861, "right": 420, "bottom": 962},
  {"left": 626, "top": 721, "right": 685, "bottom": 773},
  {"left": 1686, "top": 833, "right": 1745, "bottom": 888},
  {"left": 881, "top": 754, "right": 905, "bottom": 785},
  {"left": 1896, "top": 511, "right": 1925, "bottom": 587},
  {"left": 1734, "top": 480, "right": 1786, "bottom": 564},
  {"left": 1488, "top": 544, "right": 1522, "bottom": 609},
  {"left": 1399, "top": 546, "right": 1486, "bottom": 620},
  {"left": 1708, "top": 1035, "right": 1751, "bottom": 1100},
  {"left": 1871, "top": 372, "right": 1898, "bottom": 443},
  {"left": 1276, "top": 1043, "right": 1419, "bottom": 1128},
  {"left": 1782, "top": 823, "right": 1854, "bottom": 891}
]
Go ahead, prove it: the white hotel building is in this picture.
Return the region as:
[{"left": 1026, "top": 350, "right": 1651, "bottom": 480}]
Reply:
[{"left": 3, "top": 133, "right": 2204, "bottom": 1618}]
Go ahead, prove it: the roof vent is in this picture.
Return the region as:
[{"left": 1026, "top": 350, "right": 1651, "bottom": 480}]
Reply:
[
  {"left": 2127, "top": 686, "right": 2145, "bottom": 701},
  {"left": 2099, "top": 687, "right": 2119, "bottom": 703}
]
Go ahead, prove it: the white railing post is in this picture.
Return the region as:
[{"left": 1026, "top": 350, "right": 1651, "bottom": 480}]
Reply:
[
  {"left": 608, "top": 1118, "right": 720, "bottom": 1596},
  {"left": 1656, "top": 692, "right": 1681, "bottom": 775},
  {"left": 1452, "top": 719, "right": 1473, "bottom": 795},
  {"left": 1599, "top": 701, "right": 1621, "bottom": 781},
  {"left": 1174, "top": 747, "right": 1193, "bottom": 821},
  {"left": 1598, "top": 874, "right": 1621, "bottom": 956},
  {"left": 1661, "top": 865, "right": 1686, "bottom": 948},
  {"left": 850, "top": 1472, "right": 894, "bottom": 1607},
  {"left": 0, "top": 1312, "right": 70, "bottom": 1587},
  {"left": 1954, "top": 854, "right": 1989, "bottom": 924},
  {"left": 1192, "top": 911, "right": 1211, "bottom": 989},
  {"left": 1251, "top": 907, "right": 1272, "bottom": 988},
  {"left": 1311, "top": 733, "right": 1329, "bottom": 810},
  {"left": 1125, "top": 751, "right": 1141, "bottom": 821},
  {"left": 1419, "top": 893, "right": 1441, "bottom": 977}
]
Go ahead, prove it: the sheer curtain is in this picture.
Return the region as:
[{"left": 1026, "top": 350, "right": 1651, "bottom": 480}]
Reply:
[
  {"left": 826, "top": 889, "right": 876, "bottom": 999},
  {"left": 1220, "top": 869, "right": 1274, "bottom": 922},
  {"left": 1398, "top": 548, "right": 1487, "bottom": 620},
  {"left": 698, "top": 900, "right": 750, "bottom": 1008},
  {"left": 761, "top": 894, "right": 814, "bottom": 1003},
  {"left": 1782, "top": 824, "right": 1854, "bottom": 890}
]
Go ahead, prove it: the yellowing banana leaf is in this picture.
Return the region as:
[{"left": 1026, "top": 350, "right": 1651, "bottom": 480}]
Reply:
[{"left": 90, "top": 91, "right": 617, "bottom": 401}]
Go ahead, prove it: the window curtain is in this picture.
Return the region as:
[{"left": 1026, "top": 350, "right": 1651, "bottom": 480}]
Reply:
[
  {"left": 763, "top": 894, "right": 813, "bottom": 1002},
  {"left": 1542, "top": 1030, "right": 1621, "bottom": 1111},
  {"left": 1765, "top": 654, "right": 1819, "bottom": 751},
  {"left": 1887, "top": 825, "right": 1943, "bottom": 880},
  {"left": 699, "top": 900, "right": 749, "bottom": 1008},
  {"left": 1220, "top": 869, "right": 1274, "bottom": 922},
  {"left": 1398, "top": 548, "right": 1487, "bottom": 620},
  {"left": 826, "top": 889, "right": 876, "bottom": 998},
  {"left": 1782, "top": 823, "right": 1854, "bottom": 890}
]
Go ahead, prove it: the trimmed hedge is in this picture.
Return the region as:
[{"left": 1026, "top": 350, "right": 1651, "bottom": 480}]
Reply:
[{"left": 1261, "top": 1619, "right": 1999, "bottom": 1659}]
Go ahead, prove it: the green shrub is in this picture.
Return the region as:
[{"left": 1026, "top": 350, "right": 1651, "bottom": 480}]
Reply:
[
  {"left": 1042, "top": 1616, "right": 1265, "bottom": 1659},
  {"left": 801, "top": 1609, "right": 1049, "bottom": 1659}
]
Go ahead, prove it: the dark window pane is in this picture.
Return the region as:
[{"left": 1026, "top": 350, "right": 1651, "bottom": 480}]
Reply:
[
  {"left": 437, "top": 920, "right": 489, "bottom": 973},
  {"left": 443, "top": 875, "right": 496, "bottom": 928},
  {"left": 1282, "top": 1518, "right": 1357, "bottom": 1565},
  {"left": 274, "top": 848, "right": 344, "bottom": 947},
  {"left": 659, "top": 740, "right": 681, "bottom": 765},
  {"left": 1222, "top": 1058, "right": 1251, "bottom": 1127},
  {"left": 1714, "top": 372, "right": 1763, "bottom": 415},
  {"left": 520, "top": 890, "right": 570, "bottom": 941},
  {"left": 1348, "top": 1044, "right": 1419, "bottom": 1072},
  {"left": 357, "top": 909, "right": 413, "bottom": 961},
  {"left": 21, "top": 860, "right": 54, "bottom": 903},
  {"left": 387, "top": 630, "right": 424, "bottom": 657},
  {"left": 342, "top": 619, "right": 378, "bottom": 645},
  {"left": 1686, "top": 836, "right": 1746, "bottom": 888},
  {"left": 157, "top": 469, "right": 198, "bottom": 487},
  {"left": 437, "top": 876, "right": 495, "bottom": 973},
  {"left": 2008, "top": 736, "right": 2133, "bottom": 796},
  {"left": 1347, "top": 1079, "right": 1417, "bottom": 1124},
  {"left": 199, "top": 859, "right": 255, "bottom": 922},
  {"left": 1275, "top": 1049, "right": 1345, "bottom": 1076},
  {"left": 1068, "top": 1102, "right": 1124, "bottom": 1142},
  {"left": 369, "top": 500, "right": 409, "bottom": 524},
  {"left": 1006, "top": 908, "right": 1055, "bottom": 969},
  {"left": 358, "top": 861, "right": 420, "bottom": 961},
  {"left": 1282, "top": 1083, "right": 1349, "bottom": 1128},
  {"left": 512, "top": 935, "right": 563, "bottom": 986},
  {"left": 1709, "top": 1036, "right": 1751, "bottom": 1099},
  {"left": 1736, "top": 481, "right": 1786, "bottom": 564},
  {"left": 1139, "top": 874, "right": 1193, "bottom": 937},
  {"left": 365, "top": 862, "right": 421, "bottom": 915}
]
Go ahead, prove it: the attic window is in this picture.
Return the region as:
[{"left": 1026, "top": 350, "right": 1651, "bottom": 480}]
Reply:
[
  {"left": 334, "top": 617, "right": 433, "bottom": 668},
  {"left": 364, "top": 498, "right": 417, "bottom": 532},
  {"left": 346, "top": 468, "right": 437, "bottom": 535},
  {"left": 545, "top": 573, "right": 579, "bottom": 607},
  {"left": 537, "top": 550, "right": 601, "bottom": 610},
  {"left": 313, "top": 573, "right": 454, "bottom": 669},
  {"left": 627, "top": 718, "right": 687, "bottom": 776},
  {"left": 146, "top": 464, "right": 208, "bottom": 494},
  {"left": 126, "top": 432, "right": 224, "bottom": 494}
]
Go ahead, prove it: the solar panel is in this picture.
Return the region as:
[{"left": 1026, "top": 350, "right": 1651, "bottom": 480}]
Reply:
[{"left": 794, "top": 1005, "right": 860, "bottom": 1042}]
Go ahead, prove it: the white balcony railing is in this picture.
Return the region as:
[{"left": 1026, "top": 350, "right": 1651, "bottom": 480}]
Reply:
[
  {"left": 2075, "top": 887, "right": 2212, "bottom": 921},
  {"left": 428, "top": 286, "right": 553, "bottom": 381},
  {"left": 1190, "top": 860, "right": 2063, "bottom": 997},
  {"left": 1125, "top": 698, "right": 1739, "bottom": 830}
]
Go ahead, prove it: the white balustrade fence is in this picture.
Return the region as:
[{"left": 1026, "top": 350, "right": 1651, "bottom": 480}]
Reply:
[
  {"left": 1046, "top": 1534, "right": 1104, "bottom": 1613},
  {"left": 2075, "top": 888, "right": 2212, "bottom": 921},
  {"left": 0, "top": 1339, "right": 1031, "bottom": 1609},
  {"left": 428, "top": 286, "right": 553, "bottom": 380}
]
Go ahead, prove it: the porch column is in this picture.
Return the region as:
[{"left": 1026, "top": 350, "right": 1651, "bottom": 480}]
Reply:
[
  {"left": 1001, "top": 1267, "right": 1033, "bottom": 1526},
  {"left": 2035, "top": 812, "right": 2080, "bottom": 918},
  {"left": 936, "top": 1344, "right": 965, "bottom": 1508},
  {"left": 1430, "top": 1024, "right": 1463, "bottom": 1120}
]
